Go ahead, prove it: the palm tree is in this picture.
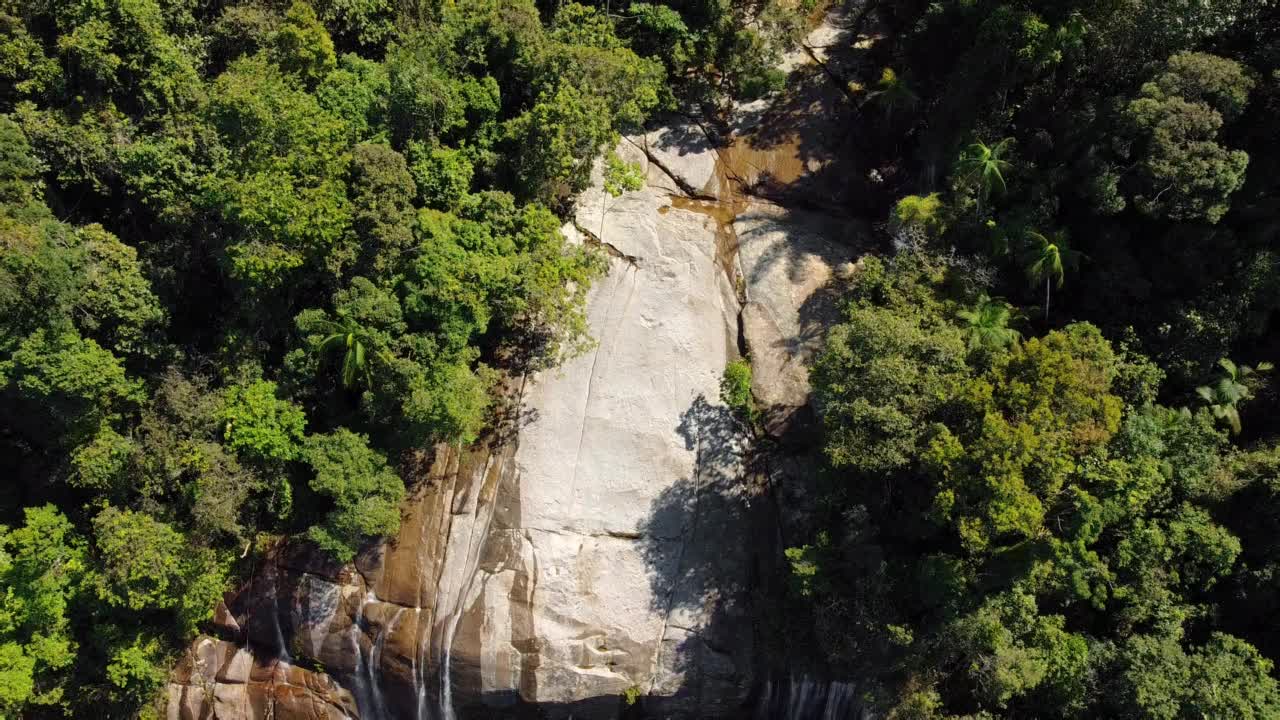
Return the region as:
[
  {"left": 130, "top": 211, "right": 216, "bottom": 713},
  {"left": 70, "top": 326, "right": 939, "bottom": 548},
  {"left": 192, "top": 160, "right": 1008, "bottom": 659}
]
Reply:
[
  {"left": 869, "top": 68, "right": 919, "bottom": 122},
  {"left": 1021, "top": 230, "right": 1081, "bottom": 320},
  {"left": 315, "top": 318, "right": 382, "bottom": 389},
  {"left": 957, "top": 295, "right": 1021, "bottom": 351},
  {"left": 1196, "top": 358, "right": 1273, "bottom": 434},
  {"left": 956, "top": 138, "right": 1014, "bottom": 212}
]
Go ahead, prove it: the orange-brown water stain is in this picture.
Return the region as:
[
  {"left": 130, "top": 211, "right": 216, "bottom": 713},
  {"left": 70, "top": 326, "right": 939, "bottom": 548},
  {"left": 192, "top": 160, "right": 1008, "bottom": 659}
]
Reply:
[{"left": 665, "top": 131, "right": 808, "bottom": 302}]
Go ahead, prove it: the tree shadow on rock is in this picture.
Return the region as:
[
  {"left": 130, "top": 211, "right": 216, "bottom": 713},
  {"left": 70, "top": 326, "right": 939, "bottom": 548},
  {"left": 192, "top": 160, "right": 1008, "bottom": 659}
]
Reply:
[{"left": 629, "top": 395, "right": 777, "bottom": 715}]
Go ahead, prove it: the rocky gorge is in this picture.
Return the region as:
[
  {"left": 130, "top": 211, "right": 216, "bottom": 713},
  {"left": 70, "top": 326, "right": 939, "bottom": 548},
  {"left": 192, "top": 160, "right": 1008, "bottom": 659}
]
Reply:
[{"left": 166, "top": 9, "right": 877, "bottom": 719}]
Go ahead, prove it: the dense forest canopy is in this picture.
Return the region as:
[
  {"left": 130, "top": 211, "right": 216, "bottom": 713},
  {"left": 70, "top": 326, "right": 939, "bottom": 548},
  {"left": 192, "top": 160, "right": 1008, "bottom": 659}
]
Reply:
[
  {"left": 786, "top": 0, "right": 1280, "bottom": 718},
  {"left": 0, "top": 0, "right": 806, "bottom": 715}
]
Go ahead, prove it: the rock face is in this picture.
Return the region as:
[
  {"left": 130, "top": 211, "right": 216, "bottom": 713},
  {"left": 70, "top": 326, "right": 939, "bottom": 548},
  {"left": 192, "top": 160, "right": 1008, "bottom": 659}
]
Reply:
[
  {"left": 167, "top": 9, "right": 872, "bottom": 720},
  {"left": 168, "top": 637, "right": 359, "bottom": 720},
  {"left": 737, "top": 202, "right": 864, "bottom": 435}
]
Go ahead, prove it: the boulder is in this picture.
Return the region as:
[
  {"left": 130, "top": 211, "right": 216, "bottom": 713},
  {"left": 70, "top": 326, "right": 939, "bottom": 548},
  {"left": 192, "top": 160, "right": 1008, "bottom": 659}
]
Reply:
[{"left": 735, "top": 202, "right": 864, "bottom": 436}]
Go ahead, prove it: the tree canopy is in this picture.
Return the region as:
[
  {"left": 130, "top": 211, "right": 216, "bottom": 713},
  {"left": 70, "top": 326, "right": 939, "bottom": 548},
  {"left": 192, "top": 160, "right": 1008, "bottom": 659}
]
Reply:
[{"left": 787, "top": 2, "right": 1280, "bottom": 713}]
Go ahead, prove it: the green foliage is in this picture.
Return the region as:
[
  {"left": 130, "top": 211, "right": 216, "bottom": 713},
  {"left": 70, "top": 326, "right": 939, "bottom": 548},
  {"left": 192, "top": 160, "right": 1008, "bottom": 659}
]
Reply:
[
  {"left": 0, "top": 0, "right": 710, "bottom": 714},
  {"left": 70, "top": 425, "right": 136, "bottom": 493},
  {"left": 1113, "top": 632, "right": 1280, "bottom": 719},
  {"left": 0, "top": 117, "right": 42, "bottom": 209},
  {"left": 804, "top": 253, "right": 1268, "bottom": 715},
  {"left": 105, "top": 635, "right": 167, "bottom": 707},
  {"left": 272, "top": 1, "right": 337, "bottom": 86},
  {"left": 0, "top": 215, "right": 163, "bottom": 361},
  {"left": 1124, "top": 53, "right": 1253, "bottom": 224},
  {"left": 505, "top": 83, "right": 614, "bottom": 202},
  {"left": 1195, "top": 358, "right": 1272, "bottom": 434},
  {"left": 302, "top": 429, "right": 404, "bottom": 562},
  {"left": 0, "top": 506, "right": 84, "bottom": 716},
  {"left": 871, "top": 68, "right": 920, "bottom": 121},
  {"left": 720, "top": 358, "right": 757, "bottom": 426},
  {"left": 956, "top": 138, "right": 1014, "bottom": 209},
  {"left": 221, "top": 380, "right": 307, "bottom": 463},
  {"left": 201, "top": 53, "right": 353, "bottom": 290},
  {"left": 956, "top": 295, "right": 1021, "bottom": 352},
  {"left": 793, "top": 2, "right": 1280, "bottom": 717},
  {"left": 1021, "top": 230, "right": 1082, "bottom": 319},
  {"left": 603, "top": 154, "right": 645, "bottom": 198},
  {"left": 890, "top": 193, "right": 947, "bottom": 240},
  {"left": 91, "top": 506, "right": 185, "bottom": 612},
  {"left": 316, "top": 53, "right": 390, "bottom": 143},
  {"left": 2, "top": 329, "right": 144, "bottom": 446},
  {"left": 949, "top": 587, "right": 1088, "bottom": 709},
  {"left": 407, "top": 142, "right": 473, "bottom": 210},
  {"left": 813, "top": 255, "right": 970, "bottom": 475},
  {"left": 349, "top": 142, "right": 416, "bottom": 273}
]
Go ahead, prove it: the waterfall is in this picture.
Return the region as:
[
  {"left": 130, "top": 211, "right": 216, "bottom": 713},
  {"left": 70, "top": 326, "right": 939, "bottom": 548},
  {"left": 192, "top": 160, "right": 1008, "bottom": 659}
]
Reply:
[
  {"left": 347, "top": 591, "right": 376, "bottom": 715},
  {"left": 366, "top": 606, "right": 405, "bottom": 719},
  {"left": 439, "top": 615, "right": 458, "bottom": 720},
  {"left": 755, "top": 675, "right": 867, "bottom": 720},
  {"left": 430, "top": 451, "right": 501, "bottom": 720},
  {"left": 267, "top": 560, "right": 292, "bottom": 664},
  {"left": 414, "top": 607, "right": 427, "bottom": 720}
]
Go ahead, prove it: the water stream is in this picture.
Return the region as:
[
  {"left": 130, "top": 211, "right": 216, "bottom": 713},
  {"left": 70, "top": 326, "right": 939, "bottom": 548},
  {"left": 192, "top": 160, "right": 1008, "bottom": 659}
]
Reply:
[{"left": 754, "top": 675, "right": 867, "bottom": 720}]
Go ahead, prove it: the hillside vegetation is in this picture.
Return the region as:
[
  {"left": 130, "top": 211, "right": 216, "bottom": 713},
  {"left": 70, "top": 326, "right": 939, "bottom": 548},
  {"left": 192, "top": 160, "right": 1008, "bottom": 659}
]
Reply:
[{"left": 792, "top": 2, "right": 1280, "bottom": 717}]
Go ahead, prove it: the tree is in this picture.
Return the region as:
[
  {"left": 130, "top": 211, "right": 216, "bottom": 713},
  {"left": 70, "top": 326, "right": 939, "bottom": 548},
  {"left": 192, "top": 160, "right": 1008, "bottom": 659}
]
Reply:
[
  {"left": 221, "top": 380, "right": 307, "bottom": 463},
  {"left": 104, "top": 635, "right": 168, "bottom": 707},
  {"left": 1021, "top": 230, "right": 1081, "bottom": 320},
  {"left": 720, "top": 358, "right": 757, "bottom": 427},
  {"left": 1, "top": 329, "right": 144, "bottom": 447},
  {"left": 812, "top": 255, "right": 970, "bottom": 475},
  {"left": 888, "top": 193, "right": 947, "bottom": 247},
  {"left": 302, "top": 429, "right": 405, "bottom": 561},
  {"left": 870, "top": 68, "right": 920, "bottom": 121},
  {"left": 0, "top": 117, "right": 43, "bottom": 210},
  {"left": 0, "top": 506, "right": 84, "bottom": 716},
  {"left": 1112, "top": 632, "right": 1280, "bottom": 719},
  {"left": 1196, "top": 358, "right": 1272, "bottom": 434},
  {"left": 201, "top": 54, "right": 353, "bottom": 292},
  {"left": 407, "top": 142, "right": 473, "bottom": 211},
  {"left": 90, "top": 507, "right": 187, "bottom": 612},
  {"left": 348, "top": 143, "right": 416, "bottom": 275},
  {"left": 272, "top": 1, "right": 338, "bottom": 86},
  {"left": 315, "top": 318, "right": 384, "bottom": 390},
  {"left": 504, "top": 84, "right": 614, "bottom": 202},
  {"left": 956, "top": 138, "right": 1014, "bottom": 212},
  {"left": 1124, "top": 53, "right": 1253, "bottom": 224},
  {"left": 957, "top": 295, "right": 1021, "bottom": 352}
]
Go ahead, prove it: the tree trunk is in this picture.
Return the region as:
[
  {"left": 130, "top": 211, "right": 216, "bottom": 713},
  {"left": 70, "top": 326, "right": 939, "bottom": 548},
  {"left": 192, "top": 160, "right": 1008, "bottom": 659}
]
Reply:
[{"left": 1044, "top": 276, "right": 1051, "bottom": 320}]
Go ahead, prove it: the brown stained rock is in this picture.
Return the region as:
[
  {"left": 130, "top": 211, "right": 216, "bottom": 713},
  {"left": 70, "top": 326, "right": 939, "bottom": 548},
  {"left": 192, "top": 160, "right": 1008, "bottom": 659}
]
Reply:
[
  {"left": 373, "top": 447, "right": 458, "bottom": 609},
  {"left": 167, "top": 443, "right": 520, "bottom": 720},
  {"left": 168, "top": 637, "right": 357, "bottom": 720}
]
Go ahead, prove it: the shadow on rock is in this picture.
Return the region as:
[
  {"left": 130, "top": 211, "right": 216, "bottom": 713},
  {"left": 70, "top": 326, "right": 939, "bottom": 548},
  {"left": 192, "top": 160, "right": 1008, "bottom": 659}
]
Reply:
[{"left": 628, "top": 395, "right": 768, "bottom": 715}]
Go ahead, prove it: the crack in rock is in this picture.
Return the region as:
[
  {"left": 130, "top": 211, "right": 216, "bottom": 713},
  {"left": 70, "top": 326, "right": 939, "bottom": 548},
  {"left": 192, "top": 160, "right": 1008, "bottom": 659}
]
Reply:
[{"left": 574, "top": 221, "right": 642, "bottom": 267}]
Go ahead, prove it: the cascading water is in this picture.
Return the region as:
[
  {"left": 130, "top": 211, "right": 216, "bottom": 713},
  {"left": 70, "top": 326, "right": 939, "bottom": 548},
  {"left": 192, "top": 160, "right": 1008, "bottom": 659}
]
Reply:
[
  {"left": 265, "top": 558, "right": 292, "bottom": 665},
  {"left": 367, "top": 606, "right": 404, "bottom": 719},
  {"left": 754, "top": 675, "right": 868, "bottom": 720},
  {"left": 433, "top": 451, "right": 501, "bottom": 720},
  {"left": 414, "top": 607, "right": 427, "bottom": 720},
  {"left": 347, "top": 591, "right": 376, "bottom": 715}
]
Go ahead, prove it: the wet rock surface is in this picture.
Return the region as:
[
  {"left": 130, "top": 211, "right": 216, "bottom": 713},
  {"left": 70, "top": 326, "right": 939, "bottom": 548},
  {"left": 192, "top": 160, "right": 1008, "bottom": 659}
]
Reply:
[{"left": 167, "top": 7, "right": 874, "bottom": 719}]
